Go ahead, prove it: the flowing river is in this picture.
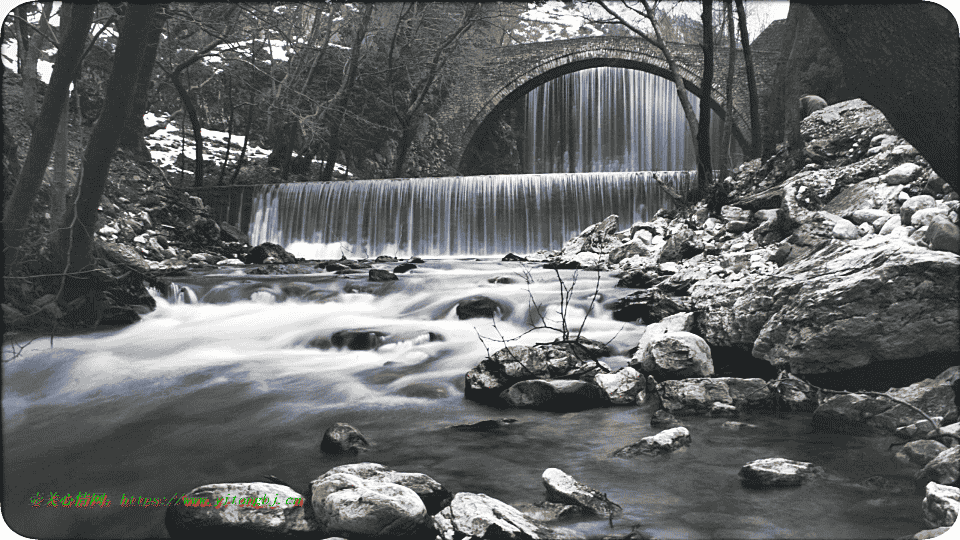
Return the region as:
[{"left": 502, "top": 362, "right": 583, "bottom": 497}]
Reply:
[{"left": 3, "top": 259, "right": 923, "bottom": 538}]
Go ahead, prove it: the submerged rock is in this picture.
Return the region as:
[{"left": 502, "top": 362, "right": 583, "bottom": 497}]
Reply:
[
  {"left": 165, "top": 482, "right": 317, "bottom": 537},
  {"left": 738, "top": 458, "right": 823, "bottom": 487},
  {"left": 369, "top": 268, "right": 398, "bottom": 281},
  {"left": 449, "top": 418, "right": 518, "bottom": 432},
  {"left": 542, "top": 468, "right": 622, "bottom": 517},
  {"left": 613, "top": 427, "right": 691, "bottom": 457},
  {"left": 321, "top": 423, "right": 370, "bottom": 455},
  {"left": 456, "top": 296, "right": 502, "bottom": 319},
  {"left": 650, "top": 409, "right": 681, "bottom": 427},
  {"left": 500, "top": 379, "right": 606, "bottom": 411},
  {"left": 433, "top": 492, "right": 582, "bottom": 540},
  {"left": 656, "top": 377, "right": 773, "bottom": 415}
]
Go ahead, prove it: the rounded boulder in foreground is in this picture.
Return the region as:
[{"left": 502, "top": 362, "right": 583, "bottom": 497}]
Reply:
[{"left": 312, "top": 473, "right": 428, "bottom": 538}]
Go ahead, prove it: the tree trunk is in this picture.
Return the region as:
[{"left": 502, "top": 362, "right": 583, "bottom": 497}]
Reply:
[
  {"left": 719, "top": 0, "right": 735, "bottom": 176},
  {"left": 169, "top": 69, "right": 205, "bottom": 187},
  {"left": 22, "top": 3, "right": 53, "bottom": 129},
  {"left": 118, "top": 5, "right": 168, "bottom": 161},
  {"left": 803, "top": 3, "right": 959, "bottom": 193},
  {"left": 695, "top": 0, "right": 714, "bottom": 201},
  {"left": 48, "top": 5, "right": 157, "bottom": 278},
  {"left": 49, "top": 4, "right": 75, "bottom": 236},
  {"left": 3, "top": 4, "right": 94, "bottom": 273},
  {"left": 734, "top": 0, "right": 761, "bottom": 158}
]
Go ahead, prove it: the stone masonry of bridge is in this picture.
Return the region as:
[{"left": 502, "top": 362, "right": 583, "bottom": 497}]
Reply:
[{"left": 434, "top": 36, "right": 779, "bottom": 172}]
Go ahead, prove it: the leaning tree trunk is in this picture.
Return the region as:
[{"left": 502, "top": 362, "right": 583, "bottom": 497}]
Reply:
[
  {"left": 803, "top": 2, "right": 959, "bottom": 194},
  {"left": 695, "top": 0, "right": 715, "bottom": 202},
  {"left": 734, "top": 0, "right": 761, "bottom": 159},
  {"left": 3, "top": 4, "right": 95, "bottom": 273},
  {"left": 48, "top": 5, "right": 157, "bottom": 279}
]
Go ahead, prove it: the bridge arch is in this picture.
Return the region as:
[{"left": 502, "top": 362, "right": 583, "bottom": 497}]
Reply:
[{"left": 436, "top": 36, "right": 762, "bottom": 174}]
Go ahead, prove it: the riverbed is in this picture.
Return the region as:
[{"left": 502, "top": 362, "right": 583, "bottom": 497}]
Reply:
[{"left": 2, "top": 259, "right": 923, "bottom": 538}]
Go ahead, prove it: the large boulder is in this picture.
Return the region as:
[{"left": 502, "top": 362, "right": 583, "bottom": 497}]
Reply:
[
  {"left": 922, "top": 482, "right": 960, "bottom": 529},
  {"left": 165, "top": 482, "right": 318, "bottom": 537},
  {"left": 310, "top": 472, "right": 429, "bottom": 538},
  {"left": 812, "top": 367, "right": 959, "bottom": 435},
  {"left": 634, "top": 331, "right": 714, "bottom": 380},
  {"left": 739, "top": 458, "right": 824, "bottom": 487},
  {"left": 692, "top": 237, "right": 960, "bottom": 375},
  {"left": 628, "top": 313, "right": 695, "bottom": 368},
  {"left": 433, "top": 492, "right": 581, "bottom": 540},
  {"left": 541, "top": 468, "right": 622, "bottom": 517}
]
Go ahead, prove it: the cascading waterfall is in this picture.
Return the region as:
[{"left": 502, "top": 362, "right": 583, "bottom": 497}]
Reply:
[
  {"left": 248, "top": 67, "right": 738, "bottom": 260},
  {"left": 524, "top": 67, "right": 732, "bottom": 173},
  {"left": 248, "top": 171, "right": 693, "bottom": 259}
]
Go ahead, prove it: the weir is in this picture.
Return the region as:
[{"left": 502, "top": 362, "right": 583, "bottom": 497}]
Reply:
[{"left": 247, "top": 171, "right": 693, "bottom": 259}]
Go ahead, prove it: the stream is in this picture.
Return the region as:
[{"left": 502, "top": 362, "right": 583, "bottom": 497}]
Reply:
[{"left": 2, "top": 259, "right": 923, "bottom": 538}]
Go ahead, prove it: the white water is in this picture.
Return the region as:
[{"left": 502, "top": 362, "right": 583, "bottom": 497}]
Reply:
[
  {"left": 525, "top": 67, "right": 737, "bottom": 173},
  {"left": 3, "top": 261, "right": 924, "bottom": 538},
  {"left": 248, "top": 171, "right": 694, "bottom": 259}
]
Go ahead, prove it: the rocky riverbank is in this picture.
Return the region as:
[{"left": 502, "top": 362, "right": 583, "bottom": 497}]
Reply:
[{"left": 160, "top": 100, "right": 959, "bottom": 538}]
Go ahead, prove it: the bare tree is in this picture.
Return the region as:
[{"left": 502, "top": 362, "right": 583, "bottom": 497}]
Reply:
[
  {"left": 48, "top": 5, "right": 158, "bottom": 277},
  {"left": 718, "top": 0, "right": 736, "bottom": 176},
  {"left": 695, "top": 0, "right": 714, "bottom": 202},
  {"left": 3, "top": 4, "right": 95, "bottom": 273},
  {"left": 21, "top": 2, "right": 53, "bottom": 129}
]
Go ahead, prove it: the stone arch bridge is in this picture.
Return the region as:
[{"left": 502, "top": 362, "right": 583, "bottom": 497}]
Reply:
[{"left": 434, "top": 35, "right": 779, "bottom": 172}]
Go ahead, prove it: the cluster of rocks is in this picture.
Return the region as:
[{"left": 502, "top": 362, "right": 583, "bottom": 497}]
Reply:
[
  {"left": 467, "top": 99, "right": 960, "bottom": 538},
  {"left": 167, "top": 462, "right": 634, "bottom": 539}
]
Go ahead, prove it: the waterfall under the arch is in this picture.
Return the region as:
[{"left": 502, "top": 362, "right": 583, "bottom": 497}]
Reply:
[
  {"left": 524, "top": 66, "right": 733, "bottom": 173},
  {"left": 248, "top": 171, "right": 693, "bottom": 259}
]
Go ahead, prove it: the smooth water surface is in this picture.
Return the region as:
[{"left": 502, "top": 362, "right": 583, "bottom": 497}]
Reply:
[{"left": 3, "top": 261, "right": 923, "bottom": 538}]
